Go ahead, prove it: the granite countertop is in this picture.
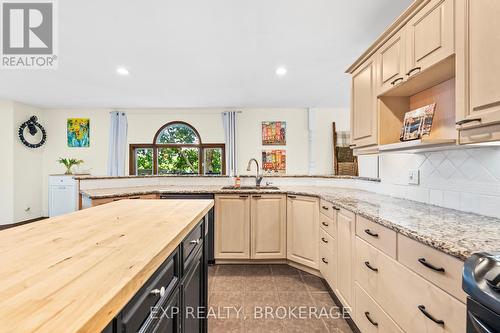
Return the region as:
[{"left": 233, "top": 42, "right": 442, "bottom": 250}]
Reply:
[
  {"left": 80, "top": 185, "right": 500, "bottom": 261},
  {"left": 73, "top": 174, "right": 380, "bottom": 182}
]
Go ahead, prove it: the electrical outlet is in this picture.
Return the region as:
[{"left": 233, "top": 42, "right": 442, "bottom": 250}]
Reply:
[{"left": 408, "top": 170, "right": 420, "bottom": 185}]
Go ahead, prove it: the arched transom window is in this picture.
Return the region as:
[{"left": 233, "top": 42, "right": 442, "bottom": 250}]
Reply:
[{"left": 130, "top": 121, "right": 225, "bottom": 175}]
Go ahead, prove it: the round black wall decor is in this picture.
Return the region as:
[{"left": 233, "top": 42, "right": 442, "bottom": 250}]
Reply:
[{"left": 18, "top": 116, "right": 47, "bottom": 148}]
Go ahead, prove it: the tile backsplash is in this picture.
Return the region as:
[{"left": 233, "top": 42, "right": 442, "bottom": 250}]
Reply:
[{"left": 376, "top": 147, "right": 500, "bottom": 218}]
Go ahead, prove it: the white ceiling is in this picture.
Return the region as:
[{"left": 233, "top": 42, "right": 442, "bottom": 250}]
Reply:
[{"left": 0, "top": 0, "right": 413, "bottom": 109}]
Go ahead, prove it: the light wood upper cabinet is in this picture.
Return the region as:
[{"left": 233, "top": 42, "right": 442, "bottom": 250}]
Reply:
[
  {"left": 214, "top": 195, "right": 250, "bottom": 259},
  {"left": 251, "top": 195, "right": 286, "bottom": 260},
  {"left": 405, "top": 0, "right": 454, "bottom": 78},
  {"left": 457, "top": 0, "right": 500, "bottom": 142},
  {"left": 351, "top": 56, "right": 378, "bottom": 148},
  {"left": 336, "top": 208, "right": 356, "bottom": 310},
  {"left": 287, "top": 195, "right": 319, "bottom": 269},
  {"left": 377, "top": 30, "right": 406, "bottom": 94}
]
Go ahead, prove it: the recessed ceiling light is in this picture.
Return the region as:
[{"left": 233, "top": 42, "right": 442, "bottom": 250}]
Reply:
[
  {"left": 116, "top": 66, "right": 130, "bottom": 76},
  {"left": 275, "top": 66, "right": 287, "bottom": 76}
]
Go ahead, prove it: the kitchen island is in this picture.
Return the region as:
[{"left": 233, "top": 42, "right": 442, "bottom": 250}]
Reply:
[{"left": 0, "top": 199, "right": 213, "bottom": 333}]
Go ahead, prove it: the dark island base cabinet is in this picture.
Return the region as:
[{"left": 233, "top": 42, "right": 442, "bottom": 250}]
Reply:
[{"left": 106, "top": 216, "right": 209, "bottom": 333}]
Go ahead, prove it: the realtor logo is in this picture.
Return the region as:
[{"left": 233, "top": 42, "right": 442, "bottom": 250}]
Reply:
[{"left": 1, "top": 0, "right": 57, "bottom": 68}]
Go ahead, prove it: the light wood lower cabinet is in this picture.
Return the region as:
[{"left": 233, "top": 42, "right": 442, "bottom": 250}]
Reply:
[
  {"left": 214, "top": 195, "right": 251, "bottom": 259},
  {"left": 287, "top": 195, "right": 319, "bottom": 269},
  {"left": 355, "top": 283, "right": 404, "bottom": 333},
  {"left": 336, "top": 208, "right": 356, "bottom": 311},
  {"left": 215, "top": 194, "right": 286, "bottom": 260},
  {"left": 355, "top": 237, "right": 466, "bottom": 333},
  {"left": 251, "top": 195, "right": 286, "bottom": 259}
]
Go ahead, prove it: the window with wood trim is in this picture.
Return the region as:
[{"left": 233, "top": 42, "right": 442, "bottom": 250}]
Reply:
[{"left": 129, "top": 121, "right": 225, "bottom": 175}]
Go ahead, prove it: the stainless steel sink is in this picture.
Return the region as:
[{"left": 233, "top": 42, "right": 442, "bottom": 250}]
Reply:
[{"left": 221, "top": 186, "right": 280, "bottom": 190}]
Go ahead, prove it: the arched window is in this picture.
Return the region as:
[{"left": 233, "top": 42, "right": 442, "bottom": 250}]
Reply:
[{"left": 130, "top": 121, "right": 225, "bottom": 175}]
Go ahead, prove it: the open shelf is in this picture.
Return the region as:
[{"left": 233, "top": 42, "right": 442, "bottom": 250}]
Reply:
[{"left": 378, "top": 138, "right": 457, "bottom": 153}]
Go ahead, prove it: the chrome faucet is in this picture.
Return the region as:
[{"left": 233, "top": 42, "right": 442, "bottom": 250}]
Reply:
[{"left": 246, "top": 158, "right": 263, "bottom": 187}]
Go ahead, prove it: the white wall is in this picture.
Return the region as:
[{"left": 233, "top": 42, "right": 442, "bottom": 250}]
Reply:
[
  {"left": 12, "top": 103, "right": 44, "bottom": 222},
  {"left": 0, "top": 101, "right": 14, "bottom": 224}
]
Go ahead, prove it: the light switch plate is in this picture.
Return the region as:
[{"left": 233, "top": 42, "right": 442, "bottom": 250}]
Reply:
[{"left": 408, "top": 169, "right": 420, "bottom": 185}]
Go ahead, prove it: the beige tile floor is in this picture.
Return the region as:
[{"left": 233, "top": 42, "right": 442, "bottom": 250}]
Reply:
[{"left": 208, "top": 264, "right": 353, "bottom": 333}]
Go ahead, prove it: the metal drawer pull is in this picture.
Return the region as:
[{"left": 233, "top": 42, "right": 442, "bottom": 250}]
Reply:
[
  {"left": 150, "top": 286, "right": 166, "bottom": 297},
  {"left": 190, "top": 239, "right": 201, "bottom": 245},
  {"left": 349, "top": 144, "right": 357, "bottom": 148},
  {"left": 322, "top": 222, "right": 329, "bottom": 227},
  {"left": 333, "top": 206, "right": 340, "bottom": 211},
  {"left": 364, "top": 229, "right": 379, "bottom": 238},
  {"left": 391, "top": 77, "right": 404, "bottom": 85},
  {"left": 239, "top": 195, "right": 249, "bottom": 198},
  {"left": 418, "top": 305, "right": 444, "bottom": 326},
  {"left": 418, "top": 258, "right": 445, "bottom": 273},
  {"left": 288, "top": 195, "right": 297, "bottom": 199},
  {"left": 406, "top": 66, "right": 421, "bottom": 76},
  {"left": 321, "top": 258, "right": 328, "bottom": 264},
  {"left": 364, "top": 261, "right": 378, "bottom": 272},
  {"left": 456, "top": 118, "right": 482, "bottom": 126},
  {"left": 322, "top": 205, "right": 329, "bottom": 210},
  {"left": 321, "top": 237, "right": 328, "bottom": 244},
  {"left": 364, "top": 312, "right": 378, "bottom": 327},
  {"left": 253, "top": 195, "right": 262, "bottom": 198}
]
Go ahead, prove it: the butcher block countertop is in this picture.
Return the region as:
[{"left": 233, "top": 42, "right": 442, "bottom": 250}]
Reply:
[{"left": 0, "top": 199, "right": 213, "bottom": 333}]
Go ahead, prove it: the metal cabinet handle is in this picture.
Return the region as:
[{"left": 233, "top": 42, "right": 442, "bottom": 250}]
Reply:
[
  {"left": 322, "top": 222, "right": 329, "bottom": 227},
  {"left": 322, "top": 205, "right": 329, "bottom": 211},
  {"left": 456, "top": 118, "right": 482, "bottom": 126},
  {"left": 333, "top": 206, "right": 340, "bottom": 211},
  {"left": 418, "top": 305, "right": 445, "bottom": 326},
  {"left": 364, "top": 312, "right": 378, "bottom": 327},
  {"left": 321, "top": 258, "right": 328, "bottom": 264},
  {"left": 239, "top": 195, "right": 249, "bottom": 198},
  {"left": 190, "top": 238, "right": 201, "bottom": 245},
  {"left": 349, "top": 144, "right": 357, "bottom": 148},
  {"left": 364, "top": 229, "right": 379, "bottom": 238},
  {"left": 364, "top": 261, "right": 379, "bottom": 272},
  {"left": 253, "top": 195, "right": 262, "bottom": 198},
  {"left": 391, "top": 77, "right": 404, "bottom": 85},
  {"left": 406, "top": 67, "right": 421, "bottom": 76},
  {"left": 418, "top": 258, "right": 445, "bottom": 273},
  {"left": 321, "top": 237, "right": 328, "bottom": 244},
  {"left": 288, "top": 195, "right": 297, "bottom": 199},
  {"left": 150, "top": 286, "right": 166, "bottom": 297}
]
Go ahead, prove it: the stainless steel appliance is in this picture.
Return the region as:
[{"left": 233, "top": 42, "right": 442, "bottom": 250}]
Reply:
[{"left": 463, "top": 252, "right": 500, "bottom": 333}]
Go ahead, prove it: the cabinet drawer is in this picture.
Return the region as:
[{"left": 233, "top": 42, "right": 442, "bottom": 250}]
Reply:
[
  {"left": 356, "top": 216, "right": 396, "bottom": 258},
  {"left": 320, "top": 211, "right": 337, "bottom": 239},
  {"left": 354, "top": 283, "right": 404, "bottom": 333},
  {"left": 121, "top": 249, "right": 179, "bottom": 333},
  {"left": 183, "top": 220, "right": 204, "bottom": 270},
  {"left": 319, "top": 199, "right": 335, "bottom": 219},
  {"left": 49, "top": 176, "right": 75, "bottom": 186},
  {"left": 320, "top": 237, "right": 337, "bottom": 289},
  {"left": 397, "top": 234, "right": 466, "bottom": 302},
  {"left": 319, "top": 228, "right": 335, "bottom": 254},
  {"left": 355, "top": 237, "right": 465, "bottom": 333}
]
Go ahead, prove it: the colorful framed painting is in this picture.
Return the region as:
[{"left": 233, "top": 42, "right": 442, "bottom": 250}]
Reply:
[
  {"left": 262, "top": 150, "right": 286, "bottom": 175},
  {"left": 67, "top": 118, "right": 90, "bottom": 147},
  {"left": 262, "top": 121, "right": 286, "bottom": 145}
]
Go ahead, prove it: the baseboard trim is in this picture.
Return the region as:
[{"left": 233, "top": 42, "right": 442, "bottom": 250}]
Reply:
[
  {"left": 321, "top": 279, "right": 361, "bottom": 333},
  {"left": 0, "top": 217, "right": 48, "bottom": 230}
]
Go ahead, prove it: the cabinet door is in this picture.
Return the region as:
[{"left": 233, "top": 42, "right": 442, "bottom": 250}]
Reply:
[
  {"left": 336, "top": 209, "right": 355, "bottom": 311},
  {"left": 459, "top": 0, "right": 500, "bottom": 131},
  {"left": 49, "top": 185, "right": 76, "bottom": 217},
  {"left": 405, "top": 0, "right": 454, "bottom": 78},
  {"left": 286, "top": 195, "right": 319, "bottom": 269},
  {"left": 351, "top": 57, "right": 378, "bottom": 148},
  {"left": 251, "top": 195, "right": 286, "bottom": 259},
  {"left": 377, "top": 30, "right": 406, "bottom": 93},
  {"left": 214, "top": 195, "right": 250, "bottom": 259},
  {"left": 151, "top": 289, "right": 181, "bottom": 333},
  {"left": 182, "top": 250, "right": 203, "bottom": 333}
]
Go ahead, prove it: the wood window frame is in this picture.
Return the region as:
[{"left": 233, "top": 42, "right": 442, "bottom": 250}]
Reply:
[{"left": 129, "top": 121, "right": 226, "bottom": 175}]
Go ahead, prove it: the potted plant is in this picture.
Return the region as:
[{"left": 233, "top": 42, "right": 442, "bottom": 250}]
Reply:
[{"left": 58, "top": 158, "right": 84, "bottom": 175}]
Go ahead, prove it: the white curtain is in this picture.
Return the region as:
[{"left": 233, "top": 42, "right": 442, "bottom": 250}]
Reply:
[
  {"left": 107, "top": 111, "right": 128, "bottom": 176},
  {"left": 222, "top": 111, "right": 238, "bottom": 176}
]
